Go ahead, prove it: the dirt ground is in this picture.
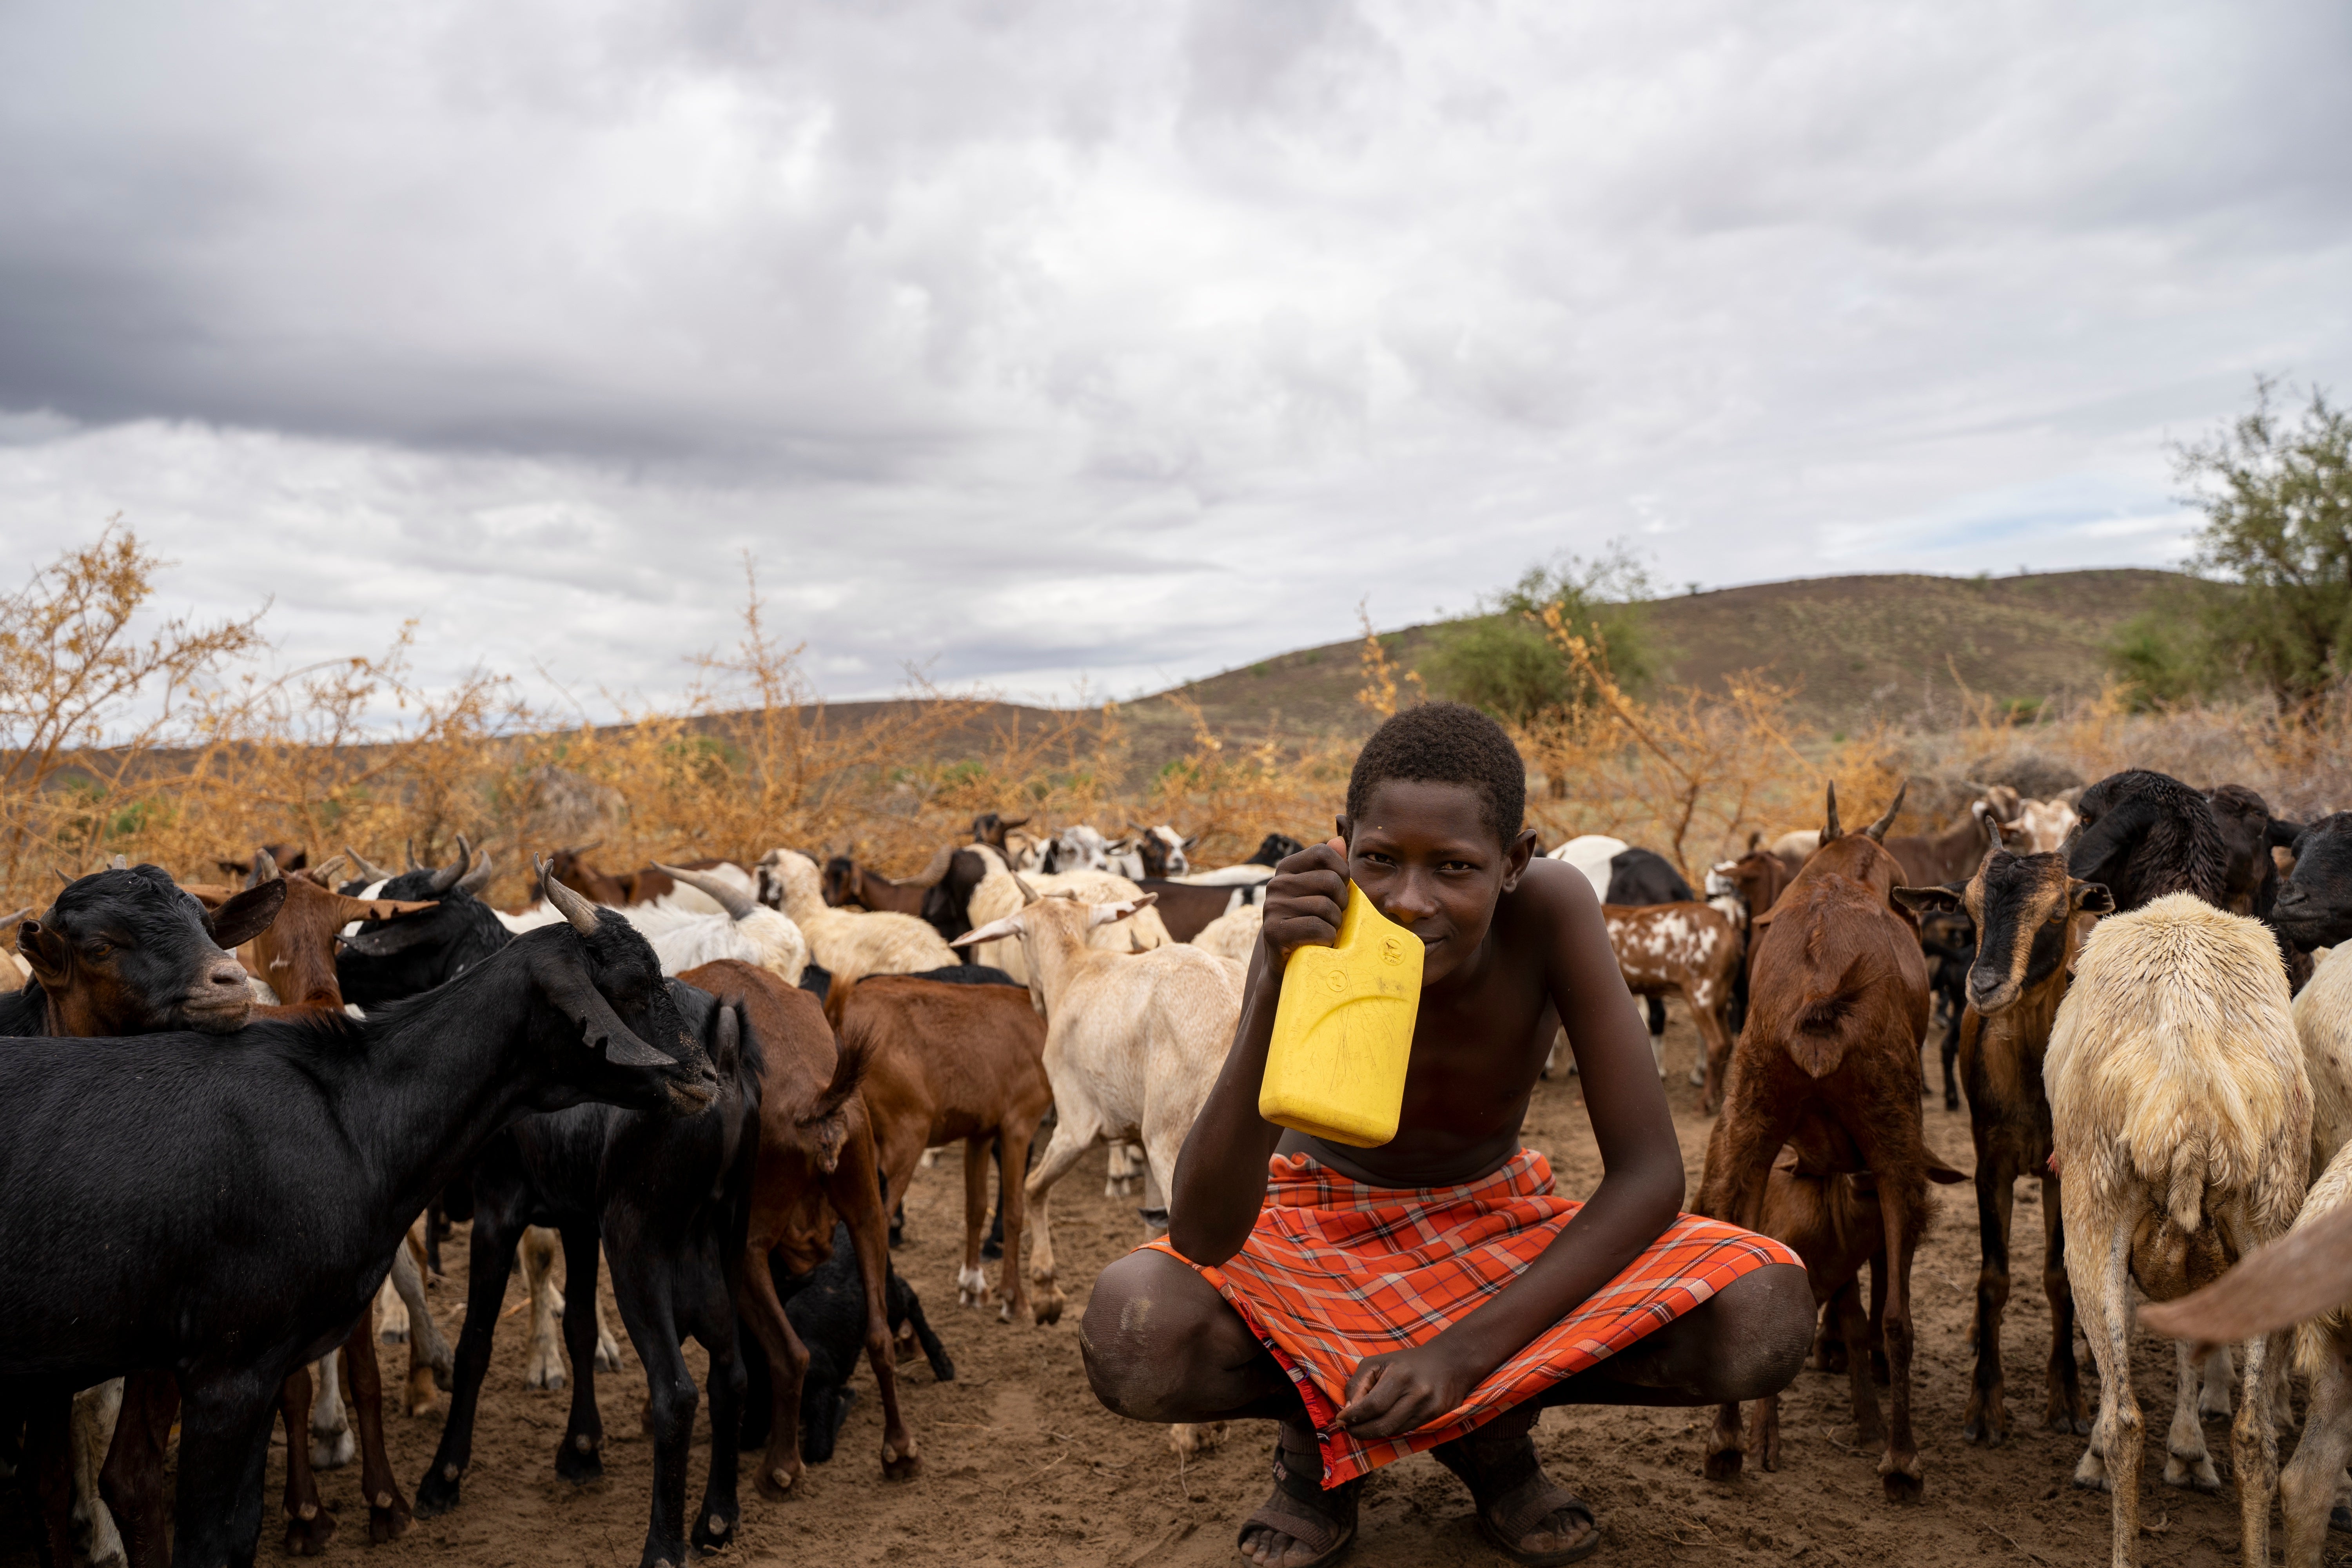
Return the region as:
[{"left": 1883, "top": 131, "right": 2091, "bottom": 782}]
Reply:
[{"left": 3, "top": 1002, "right": 2328, "bottom": 1567}]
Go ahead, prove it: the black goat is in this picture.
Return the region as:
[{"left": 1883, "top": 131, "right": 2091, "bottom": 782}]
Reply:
[
  {"left": 416, "top": 953, "right": 758, "bottom": 1567},
  {"left": 918, "top": 848, "right": 990, "bottom": 943},
  {"left": 2065, "top": 768, "right": 2227, "bottom": 911},
  {"left": 1914, "top": 891, "right": 1975, "bottom": 1112},
  {"left": 1249, "top": 833, "right": 1306, "bottom": 867},
  {"left": 2275, "top": 813, "right": 2352, "bottom": 949},
  {"left": 2207, "top": 783, "right": 2303, "bottom": 919},
  {"left": 333, "top": 839, "right": 505, "bottom": 1006},
  {"left": 5, "top": 864, "right": 284, "bottom": 1037},
  {"left": 756, "top": 1225, "right": 952, "bottom": 1465},
  {"left": 0, "top": 884, "right": 715, "bottom": 1568}
]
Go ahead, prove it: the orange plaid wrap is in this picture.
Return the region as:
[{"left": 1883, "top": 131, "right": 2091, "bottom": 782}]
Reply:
[{"left": 1146, "top": 1148, "right": 1797, "bottom": 1486}]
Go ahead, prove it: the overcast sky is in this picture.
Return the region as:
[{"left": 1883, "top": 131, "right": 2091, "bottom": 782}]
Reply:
[{"left": 2, "top": 1, "right": 2347, "bottom": 715}]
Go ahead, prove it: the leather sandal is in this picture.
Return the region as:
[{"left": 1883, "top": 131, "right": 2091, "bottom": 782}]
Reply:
[
  {"left": 1235, "top": 1426, "right": 1358, "bottom": 1567},
  {"left": 1432, "top": 1426, "right": 1599, "bottom": 1566}
]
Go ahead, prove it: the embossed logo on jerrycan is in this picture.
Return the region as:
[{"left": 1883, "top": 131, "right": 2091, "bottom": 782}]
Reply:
[{"left": 1258, "top": 881, "right": 1424, "bottom": 1148}]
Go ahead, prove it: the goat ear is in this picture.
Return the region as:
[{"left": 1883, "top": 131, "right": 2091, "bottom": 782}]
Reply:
[
  {"left": 528, "top": 948, "right": 674, "bottom": 1068},
  {"left": 205, "top": 877, "right": 288, "bottom": 949},
  {"left": 2071, "top": 882, "right": 2115, "bottom": 915},
  {"left": 17, "top": 919, "right": 68, "bottom": 984},
  {"left": 1925, "top": 1159, "right": 1969, "bottom": 1185},
  {"left": 1891, "top": 885, "right": 1962, "bottom": 916},
  {"left": 1087, "top": 893, "right": 1157, "bottom": 928},
  {"left": 952, "top": 912, "right": 1025, "bottom": 947},
  {"left": 1011, "top": 875, "right": 1041, "bottom": 906},
  {"left": 1182, "top": 835, "right": 1200, "bottom": 851}
]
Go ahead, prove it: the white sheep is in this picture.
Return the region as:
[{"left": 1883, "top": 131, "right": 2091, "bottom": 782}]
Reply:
[
  {"left": 2047, "top": 892, "right": 2311, "bottom": 1568},
  {"left": 752, "top": 849, "right": 956, "bottom": 984},
  {"left": 960, "top": 845, "right": 1173, "bottom": 987},
  {"left": 951, "top": 889, "right": 1242, "bottom": 1330}
]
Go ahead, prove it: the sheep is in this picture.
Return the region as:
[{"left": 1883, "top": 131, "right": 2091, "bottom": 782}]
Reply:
[
  {"left": 751, "top": 849, "right": 955, "bottom": 985},
  {"left": 2047, "top": 892, "right": 2310, "bottom": 1568},
  {"left": 957, "top": 844, "right": 1173, "bottom": 987},
  {"left": 949, "top": 888, "right": 1242, "bottom": 1328}
]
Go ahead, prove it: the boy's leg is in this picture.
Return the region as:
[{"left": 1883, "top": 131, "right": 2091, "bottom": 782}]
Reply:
[
  {"left": 1535, "top": 1262, "right": 1814, "bottom": 1409},
  {"left": 1079, "top": 1249, "right": 1300, "bottom": 1423}
]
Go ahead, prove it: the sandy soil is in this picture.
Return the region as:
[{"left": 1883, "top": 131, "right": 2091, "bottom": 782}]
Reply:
[{"left": 1, "top": 1003, "right": 2301, "bottom": 1567}]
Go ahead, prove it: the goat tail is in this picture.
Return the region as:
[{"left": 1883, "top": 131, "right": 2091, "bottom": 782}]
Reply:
[
  {"left": 804, "top": 1023, "right": 875, "bottom": 1128},
  {"left": 822, "top": 972, "right": 856, "bottom": 1034},
  {"left": 2166, "top": 1157, "right": 2205, "bottom": 1234}
]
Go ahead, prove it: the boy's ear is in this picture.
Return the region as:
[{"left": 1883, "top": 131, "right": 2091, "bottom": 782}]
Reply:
[
  {"left": 1501, "top": 827, "right": 1539, "bottom": 891},
  {"left": 1334, "top": 816, "right": 1352, "bottom": 852}
]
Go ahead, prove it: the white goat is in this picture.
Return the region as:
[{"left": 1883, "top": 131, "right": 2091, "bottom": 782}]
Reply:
[
  {"left": 2015, "top": 797, "right": 2080, "bottom": 854},
  {"left": 1545, "top": 835, "right": 1626, "bottom": 902},
  {"left": 2047, "top": 892, "right": 2310, "bottom": 1568},
  {"left": 498, "top": 864, "right": 808, "bottom": 986},
  {"left": 952, "top": 890, "right": 1241, "bottom": 1326},
  {"left": 1047, "top": 824, "right": 1114, "bottom": 873},
  {"left": 753, "top": 849, "right": 955, "bottom": 984},
  {"left": 960, "top": 845, "right": 1173, "bottom": 986},
  {"left": 1190, "top": 900, "right": 1263, "bottom": 965}
]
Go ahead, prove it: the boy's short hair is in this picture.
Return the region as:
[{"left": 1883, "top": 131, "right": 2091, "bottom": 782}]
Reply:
[{"left": 1346, "top": 702, "right": 1526, "bottom": 849}]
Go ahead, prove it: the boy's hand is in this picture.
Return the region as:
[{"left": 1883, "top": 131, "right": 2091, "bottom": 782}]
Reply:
[
  {"left": 1336, "top": 1339, "right": 1481, "bottom": 1440},
  {"left": 1259, "top": 836, "right": 1349, "bottom": 967}
]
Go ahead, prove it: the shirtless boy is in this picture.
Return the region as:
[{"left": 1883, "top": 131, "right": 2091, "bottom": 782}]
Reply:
[{"left": 1081, "top": 703, "right": 1813, "bottom": 1565}]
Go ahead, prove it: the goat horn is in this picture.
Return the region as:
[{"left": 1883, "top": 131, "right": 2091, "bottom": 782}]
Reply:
[
  {"left": 1822, "top": 783, "right": 1842, "bottom": 842},
  {"left": 655, "top": 863, "right": 755, "bottom": 920},
  {"left": 904, "top": 846, "right": 956, "bottom": 889},
  {"left": 406, "top": 837, "right": 424, "bottom": 873},
  {"left": 312, "top": 853, "right": 350, "bottom": 884},
  {"left": 109, "top": 853, "right": 129, "bottom": 871},
  {"left": 426, "top": 834, "right": 471, "bottom": 894},
  {"left": 1864, "top": 782, "right": 1907, "bottom": 843},
  {"left": 343, "top": 845, "right": 390, "bottom": 882},
  {"left": 456, "top": 848, "right": 495, "bottom": 896},
  {"left": 537, "top": 855, "right": 601, "bottom": 935},
  {"left": 1013, "top": 874, "right": 1042, "bottom": 907},
  {"left": 53, "top": 867, "right": 73, "bottom": 888},
  {"left": 252, "top": 847, "right": 281, "bottom": 884}
]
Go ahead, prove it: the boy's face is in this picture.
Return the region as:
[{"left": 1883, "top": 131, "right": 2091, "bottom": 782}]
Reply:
[{"left": 1339, "top": 778, "right": 1535, "bottom": 987}]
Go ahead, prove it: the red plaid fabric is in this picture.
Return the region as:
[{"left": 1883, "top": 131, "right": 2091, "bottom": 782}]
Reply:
[{"left": 1146, "top": 1148, "right": 1798, "bottom": 1486}]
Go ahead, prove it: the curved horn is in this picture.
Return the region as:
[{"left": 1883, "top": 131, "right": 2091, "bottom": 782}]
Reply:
[
  {"left": 343, "top": 844, "right": 390, "bottom": 882},
  {"left": 456, "top": 848, "right": 495, "bottom": 896},
  {"left": 903, "top": 846, "right": 956, "bottom": 889},
  {"left": 426, "top": 835, "right": 471, "bottom": 894},
  {"left": 54, "top": 866, "right": 73, "bottom": 888},
  {"left": 1822, "top": 783, "right": 1842, "bottom": 842},
  {"left": 108, "top": 853, "right": 129, "bottom": 871},
  {"left": 1012, "top": 874, "right": 1042, "bottom": 907},
  {"left": 252, "top": 846, "right": 281, "bottom": 884},
  {"left": 536, "top": 855, "right": 601, "bottom": 934},
  {"left": 309, "top": 853, "right": 350, "bottom": 886},
  {"left": 655, "top": 863, "right": 755, "bottom": 920},
  {"left": 1864, "top": 781, "right": 1907, "bottom": 843},
  {"left": 406, "top": 837, "right": 424, "bottom": 873}
]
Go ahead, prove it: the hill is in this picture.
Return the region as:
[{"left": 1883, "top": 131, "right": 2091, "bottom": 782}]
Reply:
[{"left": 1121, "top": 568, "right": 2185, "bottom": 753}]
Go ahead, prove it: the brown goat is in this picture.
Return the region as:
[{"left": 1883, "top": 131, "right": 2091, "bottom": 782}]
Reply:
[
  {"left": 1697, "top": 783, "right": 1936, "bottom": 1502},
  {"left": 1717, "top": 1136, "right": 1964, "bottom": 1471},
  {"left": 1886, "top": 799, "right": 2019, "bottom": 886},
  {"left": 830, "top": 974, "right": 1052, "bottom": 1322},
  {"left": 1895, "top": 845, "right": 2111, "bottom": 1450},
  {"left": 821, "top": 848, "right": 957, "bottom": 917},
  {"left": 1607, "top": 900, "right": 1744, "bottom": 1112},
  {"left": 675, "top": 959, "right": 920, "bottom": 1496}
]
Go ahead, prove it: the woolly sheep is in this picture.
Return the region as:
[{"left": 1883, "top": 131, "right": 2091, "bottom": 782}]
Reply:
[
  {"left": 755, "top": 849, "right": 957, "bottom": 985},
  {"left": 2047, "top": 892, "right": 2310, "bottom": 1567}
]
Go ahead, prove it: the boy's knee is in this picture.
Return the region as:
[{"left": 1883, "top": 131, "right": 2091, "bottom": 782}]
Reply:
[
  {"left": 1705, "top": 1264, "right": 1814, "bottom": 1401},
  {"left": 1079, "top": 1252, "right": 1216, "bottom": 1422}
]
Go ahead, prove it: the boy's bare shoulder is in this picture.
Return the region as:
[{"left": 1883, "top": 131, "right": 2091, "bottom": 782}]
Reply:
[{"left": 1507, "top": 856, "right": 1605, "bottom": 931}]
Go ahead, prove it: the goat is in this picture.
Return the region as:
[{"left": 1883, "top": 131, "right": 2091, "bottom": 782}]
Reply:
[
  {"left": 0, "top": 865, "right": 285, "bottom": 1568},
  {"left": 2273, "top": 813, "right": 2352, "bottom": 949},
  {"left": 754, "top": 849, "right": 957, "bottom": 984},
  {"left": 957, "top": 846, "right": 1174, "bottom": 986},
  {"left": 1545, "top": 834, "right": 1628, "bottom": 902},
  {"left": 830, "top": 973, "right": 1051, "bottom": 1321},
  {"left": 0, "top": 869, "right": 719, "bottom": 1568},
  {"left": 967, "top": 812, "right": 1029, "bottom": 853},
  {"left": 1895, "top": 844, "right": 2111, "bottom": 1452},
  {"left": 682, "top": 960, "right": 922, "bottom": 1496},
  {"left": 773, "top": 1225, "right": 953, "bottom": 1465},
  {"left": 952, "top": 888, "right": 1242, "bottom": 1326},
  {"left": 1912, "top": 886, "right": 1974, "bottom": 1113},
  {"left": 1606, "top": 901, "right": 1742, "bottom": 1109},
  {"left": 1114, "top": 824, "right": 1196, "bottom": 880},
  {"left": 501, "top": 863, "right": 809, "bottom": 987},
  {"left": 414, "top": 911, "right": 760, "bottom": 1568},
  {"left": 2066, "top": 768, "right": 2229, "bottom": 911},
  {"left": 2047, "top": 892, "right": 2308, "bottom": 1568},
  {"left": 1132, "top": 877, "right": 1256, "bottom": 943},
  {"left": 2014, "top": 796, "right": 2079, "bottom": 853},
  {"left": 820, "top": 848, "right": 958, "bottom": 919},
  {"left": 1191, "top": 900, "right": 1263, "bottom": 965},
  {"left": 1696, "top": 784, "right": 1936, "bottom": 1501}
]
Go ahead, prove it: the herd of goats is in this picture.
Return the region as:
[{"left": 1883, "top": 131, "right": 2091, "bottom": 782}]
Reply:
[{"left": 3, "top": 768, "right": 2352, "bottom": 1568}]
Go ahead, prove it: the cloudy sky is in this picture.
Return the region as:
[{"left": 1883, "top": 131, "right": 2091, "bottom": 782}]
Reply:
[{"left": 2, "top": 1, "right": 2347, "bottom": 715}]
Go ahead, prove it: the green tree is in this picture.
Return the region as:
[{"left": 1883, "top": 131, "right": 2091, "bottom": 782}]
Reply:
[
  {"left": 1425, "top": 548, "right": 1656, "bottom": 725},
  {"left": 2175, "top": 379, "right": 2352, "bottom": 711}
]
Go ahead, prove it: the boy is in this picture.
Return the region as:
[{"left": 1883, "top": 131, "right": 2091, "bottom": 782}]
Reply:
[{"left": 1081, "top": 703, "right": 1811, "bottom": 1566}]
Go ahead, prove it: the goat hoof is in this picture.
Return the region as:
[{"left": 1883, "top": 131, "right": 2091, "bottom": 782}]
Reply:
[
  {"left": 758, "top": 1461, "right": 802, "bottom": 1500},
  {"left": 692, "top": 1503, "right": 739, "bottom": 1551},
  {"left": 283, "top": 1503, "right": 339, "bottom": 1557},
  {"left": 981, "top": 1240, "right": 1003, "bottom": 1261},
  {"left": 414, "top": 1469, "right": 460, "bottom": 1518},
  {"left": 880, "top": 1441, "right": 922, "bottom": 1481},
  {"left": 525, "top": 1364, "right": 566, "bottom": 1392},
  {"left": 1879, "top": 1467, "right": 1924, "bottom": 1505},
  {"left": 368, "top": 1495, "right": 414, "bottom": 1545},
  {"left": 2162, "top": 1454, "right": 2221, "bottom": 1492},
  {"left": 594, "top": 1343, "right": 623, "bottom": 1372},
  {"left": 1701, "top": 1447, "right": 1743, "bottom": 1483},
  {"left": 310, "top": 1428, "right": 357, "bottom": 1470},
  {"left": 1033, "top": 1290, "right": 1065, "bottom": 1327},
  {"left": 556, "top": 1432, "right": 605, "bottom": 1483}
]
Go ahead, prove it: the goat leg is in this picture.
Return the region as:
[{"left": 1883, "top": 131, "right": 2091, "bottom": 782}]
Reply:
[
  {"left": 30, "top": 1391, "right": 75, "bottom": 1568},
  {"left": 1840, "top": 1273, "right": 1884, "bottom": 1446},
  {"left": 735, "top": 1242, "right": 811, "bottom": 1499},
  {"left": 1703, "top": 1400, "right": 1744, "bottom": 1481},
  {"left": 340, "top": 1323, "right": 412, "bottom": 1542},
  {"left": 554, "top": 1227, "right": 608, "bottom": 1483},
  {"left": 1964, "top": 1153, "right": 2015, "bottom": 1445},
  {"left": 96, "top": 1371, "right": 175, "bottom": 1568},
  {"left": 275, "top": 1367, "right": 334, "bottom": 1556},
  {"left": 835, "top": 1140, "right": 920, "bottom": 1479}
]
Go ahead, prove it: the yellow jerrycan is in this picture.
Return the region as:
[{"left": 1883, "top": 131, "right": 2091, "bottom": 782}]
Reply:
[{"left": 1258, "top": 882, "right": 1424, "bottom": 1147}]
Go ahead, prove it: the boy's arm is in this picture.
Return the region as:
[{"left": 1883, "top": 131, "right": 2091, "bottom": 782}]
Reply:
[
  {"left": 1166, "top": 840, "right": 1350, "bottom": 1265},
  {"left": 1338, "top": 865, "right": 1685, "bottom": 1439}
]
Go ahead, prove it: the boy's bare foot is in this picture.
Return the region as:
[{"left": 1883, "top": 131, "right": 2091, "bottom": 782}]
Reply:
[
  {"left": 1236, "top": 1425, "right": 1358, "bottom": 1567},
  {"left": 1432, "top": 1423, "right": 1599, "bottom": 1566}
]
